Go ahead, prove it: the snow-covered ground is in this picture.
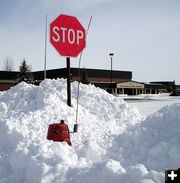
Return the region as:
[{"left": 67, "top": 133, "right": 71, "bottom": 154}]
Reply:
[
  {"left": 121, "top": 94, "right": 180, "bottom": 117},
  {"left": 0, "top": 79, "right": 180, "bottom": 183}
]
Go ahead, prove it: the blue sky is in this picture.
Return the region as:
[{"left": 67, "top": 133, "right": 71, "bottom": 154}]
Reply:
[{"left": 0, "top": 0, "right": 180, "bottom": 83}]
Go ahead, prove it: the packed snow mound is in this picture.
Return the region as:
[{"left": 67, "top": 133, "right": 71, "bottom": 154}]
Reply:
[
  {"left": 73, "top": 102, "right": 180, "bottom": 183},
  {"left": 0, "top": 79, "right": 143, "bottom": 183},
  {"left": 1, "top": 79, "right": 179, "bottom": 183},
  {"left": 108, "top": 102, "right": 180, "bottom": 171}
]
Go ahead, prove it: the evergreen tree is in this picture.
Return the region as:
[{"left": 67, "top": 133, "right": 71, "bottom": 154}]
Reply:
[
  {"left": 15, "top": 59, "right": 34, "bottom": 84},
  {"left": 80, "top": 68, "right": 90, "bottom": 84}
]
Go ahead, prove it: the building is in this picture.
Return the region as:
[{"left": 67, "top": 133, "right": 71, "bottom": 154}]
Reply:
[
  {"left": 0, "top": 68, "right": 176, "bottom": 95},
  {"left": 33, "top": 68, "right": 132, "bottom": 94},
  {"left": 144, "top": 82, "right": 168, "bottom": 94},
  {"left": 0, "top": 71, "right": 19, "bottom": 91},
  {"left": 0, "top": 68, "right": 132, "bottom": 92},
  {"left": 116, "top": 81, "right": 144, "bottom": 95},
  {"left": 33, "top": 68, "right": 132, "bottom": 83}
]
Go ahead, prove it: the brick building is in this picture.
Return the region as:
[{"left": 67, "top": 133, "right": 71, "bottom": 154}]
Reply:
[{"left": 0, "top": 68, "right": 175, "bottom": 95}]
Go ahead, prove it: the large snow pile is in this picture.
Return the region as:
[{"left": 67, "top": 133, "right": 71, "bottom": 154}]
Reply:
[{"left": 0, "top": 79, "right": 179, "bottom": 183}]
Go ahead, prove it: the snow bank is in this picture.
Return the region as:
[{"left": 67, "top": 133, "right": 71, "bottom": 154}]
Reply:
[
  {"left": 110, "top": 103, "right": 180, "bottom": 170},
  {"left": 0, "top": 79, "right": 142, "bottom": 183},
  {"left": 0, "top": 79, "right": 179, "bottom": 183}
]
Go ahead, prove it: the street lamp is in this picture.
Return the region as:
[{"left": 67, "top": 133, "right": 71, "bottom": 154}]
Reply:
[{"left": 109, "top": 53, "right": 114, "bottom": 93}]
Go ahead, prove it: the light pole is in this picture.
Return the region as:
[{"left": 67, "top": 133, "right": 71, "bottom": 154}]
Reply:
[{"left": 109, "top": 53, "right": 114, "bottom": 93}]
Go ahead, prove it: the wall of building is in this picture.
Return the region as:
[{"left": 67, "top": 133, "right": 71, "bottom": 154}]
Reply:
[{"left": 0, "top": 82, "right": 12, "bottom": 91}]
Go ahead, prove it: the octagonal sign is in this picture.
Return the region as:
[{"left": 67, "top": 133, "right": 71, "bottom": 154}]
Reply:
[{"left": 50, "top": 14, "right": 86, "bottom": 57}]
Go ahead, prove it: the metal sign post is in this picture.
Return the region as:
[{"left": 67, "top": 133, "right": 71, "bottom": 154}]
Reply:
[{"left": 66, "top": 57, "right": 71, "bottom": 107}]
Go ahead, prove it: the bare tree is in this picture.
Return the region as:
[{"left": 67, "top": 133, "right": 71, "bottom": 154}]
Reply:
[{"left": 3, "top": 57, "right": 14, "bottom": 71}]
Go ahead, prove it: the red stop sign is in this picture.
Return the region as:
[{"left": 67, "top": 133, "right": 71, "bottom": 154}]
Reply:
[{"left": 50, "top": 14, "right": 86, "bottom": 57}]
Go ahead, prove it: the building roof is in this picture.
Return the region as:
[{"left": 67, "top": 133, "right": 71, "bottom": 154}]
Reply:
[
  {"left": 0, "top": 68, "right": 132, "bottom": 85},
  {"left": 33, "top": 68, "right": 132, "bottom": 80},
  {"left": 71, "top": 68, "right": 132, "bottom": 79},
  {"left": 0, "top": 70, "right": 19, "bottom": 80},
  {"left": 144, "top": 82, "right": 167, "bottom": 89},
  {"left": 150, "top": 81, "right": 174, "bottom": 85}
]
